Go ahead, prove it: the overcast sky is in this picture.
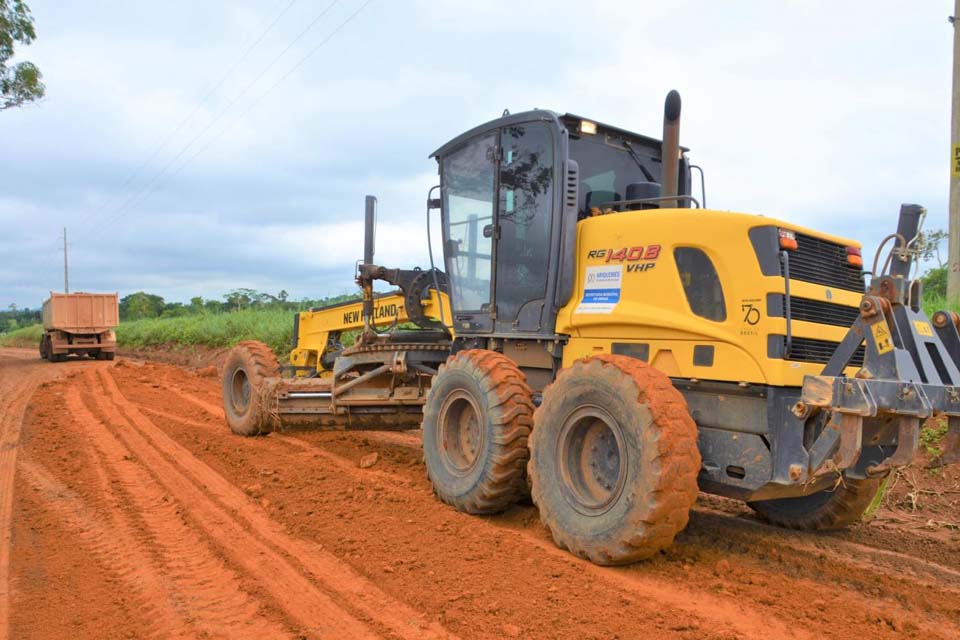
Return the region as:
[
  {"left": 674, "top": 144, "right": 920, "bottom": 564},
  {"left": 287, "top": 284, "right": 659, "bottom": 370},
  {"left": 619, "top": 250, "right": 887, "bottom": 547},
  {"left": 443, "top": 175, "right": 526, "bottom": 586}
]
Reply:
[{"left": 0, "top": 0, "right": 955, "bottom": 308}]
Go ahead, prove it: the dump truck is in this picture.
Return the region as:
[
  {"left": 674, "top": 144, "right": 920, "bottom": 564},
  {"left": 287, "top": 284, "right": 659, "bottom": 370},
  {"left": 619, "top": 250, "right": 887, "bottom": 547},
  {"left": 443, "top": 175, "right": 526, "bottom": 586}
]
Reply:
[
  {"left": 222, "top": 91, "right": 960, "bottom": 565},
  {"left": 40, "top": 292, "right": 118, "bottom": 362}
]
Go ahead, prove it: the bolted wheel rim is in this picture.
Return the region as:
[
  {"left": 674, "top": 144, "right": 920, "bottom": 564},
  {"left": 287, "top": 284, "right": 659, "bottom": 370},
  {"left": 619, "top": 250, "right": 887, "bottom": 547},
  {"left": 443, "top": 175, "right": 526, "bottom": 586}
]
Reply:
[
  {"left": 437, "top": 389, "right": 485, "bottom": 475},
  {"left": 557, "top": 405, "right": 627, "bottom": 516},
  {"left": 230, "top": 367, "right": 252, "bottom": 415}
]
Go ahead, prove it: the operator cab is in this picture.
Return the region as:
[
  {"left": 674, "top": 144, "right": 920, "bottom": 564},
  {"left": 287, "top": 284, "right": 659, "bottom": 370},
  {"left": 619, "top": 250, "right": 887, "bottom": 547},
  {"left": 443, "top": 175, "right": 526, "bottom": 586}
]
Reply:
[{"left": 430, "top": 110, "right": 692, "bottom": 339}]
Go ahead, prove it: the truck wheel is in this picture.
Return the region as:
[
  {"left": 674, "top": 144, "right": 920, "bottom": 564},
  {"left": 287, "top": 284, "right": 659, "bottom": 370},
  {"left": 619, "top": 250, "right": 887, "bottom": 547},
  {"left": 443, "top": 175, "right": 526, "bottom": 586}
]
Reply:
[
  {"left": 422, "top": 349, "right": 534, "bottom": 514},
  {"left": 105, "top": 351, "right": 115, "bottom": 361},
  {"left": 529, "top": 355, "right": 701, "bottom": 565},
  {"left": 39, "top": 335, "right": 48, "bottom": 360},
  {"left": 222, "top": 341, "right": 280, "bottom": 436},
  {"left": 747, "top": 476, "right": 884, "bottom": 530}
]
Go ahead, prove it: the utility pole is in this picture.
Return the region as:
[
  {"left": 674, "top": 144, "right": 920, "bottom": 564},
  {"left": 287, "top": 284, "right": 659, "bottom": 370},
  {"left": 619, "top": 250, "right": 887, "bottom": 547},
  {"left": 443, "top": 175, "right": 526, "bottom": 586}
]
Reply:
[
  {"left": 949, "top": 1, "right": 960, "bottom": 303},
  {"left": 62, "top": 226, "right": 69, "bottom": 293}
]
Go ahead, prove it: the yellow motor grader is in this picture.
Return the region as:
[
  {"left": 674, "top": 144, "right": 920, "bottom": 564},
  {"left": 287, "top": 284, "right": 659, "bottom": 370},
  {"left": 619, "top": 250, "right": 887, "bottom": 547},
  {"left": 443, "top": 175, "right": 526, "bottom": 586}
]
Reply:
[{"left": 223, "top": 91, "right": 960, "bottom": 564}]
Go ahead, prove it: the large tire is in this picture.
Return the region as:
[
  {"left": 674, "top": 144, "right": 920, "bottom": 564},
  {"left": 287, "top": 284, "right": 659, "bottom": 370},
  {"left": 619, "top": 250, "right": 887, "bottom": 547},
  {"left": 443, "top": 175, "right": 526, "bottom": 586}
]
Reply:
[
  {"left": 222, "top": 341, "right": 281, "bottom": 436},
  {"left": 529, "top": 355, "right": 701, "bottom": 565},
  {"left": 748, "top": 476, "right": 884, "bottom": 530},
  {"left": 39, "top": 335, "right": 48, "bottom": 360},
  {"left": 422, "top": 349, "right": 534, "bottom": 514}
]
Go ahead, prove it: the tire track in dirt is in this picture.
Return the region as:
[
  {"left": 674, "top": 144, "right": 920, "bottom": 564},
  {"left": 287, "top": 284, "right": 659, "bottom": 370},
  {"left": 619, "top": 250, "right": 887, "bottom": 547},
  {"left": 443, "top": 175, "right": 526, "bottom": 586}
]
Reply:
[
  {"left": 93, "top": 368, "right": 455, "bottom": 640},
  {"left": 0, "top": 352, "right": 64, "bottom": 640},
  {"left": 0, "top": 376, "right": 32, "bottom": 640},
  {"left": 19, "top": 457, "right": 194, "bottom": 638},
  {"left": 78, "top": 372, "right": 378, "bottom": 639},
  {"left": 58, "top": 386, "right": 292, "bottom": 639}
]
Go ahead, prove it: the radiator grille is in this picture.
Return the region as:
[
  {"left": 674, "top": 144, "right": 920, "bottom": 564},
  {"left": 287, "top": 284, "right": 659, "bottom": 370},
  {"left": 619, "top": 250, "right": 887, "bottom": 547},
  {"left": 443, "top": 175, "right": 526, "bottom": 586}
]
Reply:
[
  {"left": 783, "top": 234, "right": 865, "bottom": 293},
  {"left": 770, "top": 335, "right": 865, "bottom": 367},
  {"left": 771, "top": 296, "right": 860, "bottom": 328}
]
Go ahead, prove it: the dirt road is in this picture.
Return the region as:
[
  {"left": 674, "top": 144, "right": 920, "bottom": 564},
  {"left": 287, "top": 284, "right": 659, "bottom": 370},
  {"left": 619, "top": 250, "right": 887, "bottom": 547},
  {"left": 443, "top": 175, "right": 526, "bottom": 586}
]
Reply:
[{"left": 1, "top": 347, "right": 959, "bottom": 639}]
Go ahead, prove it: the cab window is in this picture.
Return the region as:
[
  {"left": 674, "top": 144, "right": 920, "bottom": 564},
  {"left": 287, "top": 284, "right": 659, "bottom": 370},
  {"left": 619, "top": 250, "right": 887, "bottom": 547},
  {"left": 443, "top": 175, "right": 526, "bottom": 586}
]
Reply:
[{"left": 675, "top": 247, "right": 726, "bottom": 321}]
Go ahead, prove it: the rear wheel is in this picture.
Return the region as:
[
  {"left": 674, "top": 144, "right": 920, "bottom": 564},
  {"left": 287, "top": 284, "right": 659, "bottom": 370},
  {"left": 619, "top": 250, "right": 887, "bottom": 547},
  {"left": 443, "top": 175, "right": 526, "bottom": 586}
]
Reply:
[
  {"left": 529, "top": 355, "right": 701, "bottom": 565},
  {"left": 222, "top": 341, "right": 280, "bottom": 436},
  {"left": 39, "top": 335, "right": 49, "bottom": 360},
  {"left": 422, "top": 350, "right": 534, "bottom": 514},
  {"left": 748, "top": 476, "right": 884, "bottom": 530}
]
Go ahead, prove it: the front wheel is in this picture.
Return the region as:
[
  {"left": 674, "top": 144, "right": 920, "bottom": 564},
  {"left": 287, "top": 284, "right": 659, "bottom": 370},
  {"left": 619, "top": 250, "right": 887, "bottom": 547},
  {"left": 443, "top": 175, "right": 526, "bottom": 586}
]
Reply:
[
  {"left": 421, "top": 350, "right": 534, "bottom": 514},
  {"left": 529, "top": 355, "right": 701, "bottom": 565},
  {"left": 748, "top": 476, "right": 884, "bottom": 530},
  {"left": 222, "top": 341, "right": 280, "bottom": 436}
]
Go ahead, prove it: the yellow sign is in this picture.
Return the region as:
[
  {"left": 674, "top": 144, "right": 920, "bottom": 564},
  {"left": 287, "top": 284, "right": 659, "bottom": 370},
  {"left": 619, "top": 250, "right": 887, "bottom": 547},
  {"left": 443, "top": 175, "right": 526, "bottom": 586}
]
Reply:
[
  {"left": 914, "top": 320, "right": 934, "bottom": 337},
  {"left": 953, "top": 144, "right": 960, "bottom": 177},
  {"left": 871, "top": 322, "right": 894, "bottom": 354}
]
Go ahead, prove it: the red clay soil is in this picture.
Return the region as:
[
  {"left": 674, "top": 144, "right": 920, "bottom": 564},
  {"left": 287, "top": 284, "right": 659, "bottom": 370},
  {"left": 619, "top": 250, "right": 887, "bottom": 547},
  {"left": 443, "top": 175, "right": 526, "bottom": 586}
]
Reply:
[{"left": 2, "top": 346, "right": 959, "bottom": 639}]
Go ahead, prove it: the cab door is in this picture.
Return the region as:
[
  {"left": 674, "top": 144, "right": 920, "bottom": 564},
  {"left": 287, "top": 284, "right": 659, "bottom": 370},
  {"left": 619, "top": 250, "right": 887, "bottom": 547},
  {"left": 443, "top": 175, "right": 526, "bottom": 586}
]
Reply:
[
  {"left": 494, "top": 123, "right": 555, "bottom": 333},
  {"left": 440, "top": 132, "right": 497, "bottom": 333}
]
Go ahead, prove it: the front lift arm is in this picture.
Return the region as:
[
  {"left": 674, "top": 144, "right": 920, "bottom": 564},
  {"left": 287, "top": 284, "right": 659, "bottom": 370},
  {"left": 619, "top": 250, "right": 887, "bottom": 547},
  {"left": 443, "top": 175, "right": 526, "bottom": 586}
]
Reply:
[{"left": 797, "top": 207, "right": 960, "bottom": 476}]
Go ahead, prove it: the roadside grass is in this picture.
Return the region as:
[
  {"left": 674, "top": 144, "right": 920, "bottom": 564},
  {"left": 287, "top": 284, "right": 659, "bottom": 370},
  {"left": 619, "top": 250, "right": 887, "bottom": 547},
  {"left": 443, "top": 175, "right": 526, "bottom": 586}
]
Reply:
[
  {"left": 116, "top": 308, "right": 294, "bottom": 356},
  {"left": 0, "top": 324, "right": 43, "bottom": 349},
  {"left": 922, "top": 293, "right": 957, "bottom": 318}
]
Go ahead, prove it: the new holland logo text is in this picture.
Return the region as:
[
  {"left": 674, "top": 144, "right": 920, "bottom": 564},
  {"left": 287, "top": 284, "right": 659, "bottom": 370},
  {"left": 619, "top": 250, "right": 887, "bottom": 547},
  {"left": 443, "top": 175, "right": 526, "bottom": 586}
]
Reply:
[
  {"left": 587, "top": 245, "right": 661, "bottom": 273},
  {"left": 343, "top": 303, "right": 400, "bottom": 324}
]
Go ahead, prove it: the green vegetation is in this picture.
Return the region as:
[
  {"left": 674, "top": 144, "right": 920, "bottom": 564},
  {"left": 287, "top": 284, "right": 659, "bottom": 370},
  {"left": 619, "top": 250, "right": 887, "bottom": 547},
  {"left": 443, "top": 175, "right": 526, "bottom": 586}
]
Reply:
[
  {"left": 117, "top": 307, "right": 296, "bottom": 356},
  {"left": 1, "top": 0, "right": 45, "bottom": 110},
  {"left": 0, "top": 323, "right": 41, "bottom": 348},
  {"left": 920, "top": 418, "right": 950, "bottom": 457},
  {"left": 0, "top": 308, "right": 300, "bottom": 356}
]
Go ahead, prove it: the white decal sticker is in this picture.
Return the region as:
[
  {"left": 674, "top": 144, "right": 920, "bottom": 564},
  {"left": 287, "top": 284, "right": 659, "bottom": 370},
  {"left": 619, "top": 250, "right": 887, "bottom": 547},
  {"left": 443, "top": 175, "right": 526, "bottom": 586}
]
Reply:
[{"left": 575, "top": 265, "right": 623, "bottom": 314}]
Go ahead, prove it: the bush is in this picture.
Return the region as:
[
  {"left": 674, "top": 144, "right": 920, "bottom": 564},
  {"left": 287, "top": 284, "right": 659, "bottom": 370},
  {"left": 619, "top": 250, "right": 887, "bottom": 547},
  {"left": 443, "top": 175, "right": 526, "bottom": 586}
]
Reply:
[
  {"left": 921, "top": 265, "right": 947, "bottom": 300},
  {"left": 117, "top": 308, "right": 294, "bottom": 356},
  {"left": 0, "top": 324, "right": 43, "bottom": 348}
]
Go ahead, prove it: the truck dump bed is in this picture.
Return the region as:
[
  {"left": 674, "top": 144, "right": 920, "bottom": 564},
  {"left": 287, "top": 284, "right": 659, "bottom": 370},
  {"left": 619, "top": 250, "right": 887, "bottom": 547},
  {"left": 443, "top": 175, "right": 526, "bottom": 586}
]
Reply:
[{"left": 42, "top": 292, "right": 119, "bottom": 333}]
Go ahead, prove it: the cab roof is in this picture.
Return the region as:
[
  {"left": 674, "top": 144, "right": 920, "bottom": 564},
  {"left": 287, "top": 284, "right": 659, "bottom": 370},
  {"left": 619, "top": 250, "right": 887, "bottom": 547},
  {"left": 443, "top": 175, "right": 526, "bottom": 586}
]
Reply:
[{"left": 429, "top": 109, "right": 688, "bottom": 159}]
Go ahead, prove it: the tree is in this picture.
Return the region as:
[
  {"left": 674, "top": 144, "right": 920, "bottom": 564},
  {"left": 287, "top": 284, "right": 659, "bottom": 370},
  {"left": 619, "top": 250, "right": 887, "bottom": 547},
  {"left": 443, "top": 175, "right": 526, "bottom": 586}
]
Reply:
[
  {"left": 1, "top": 1, "right": 44, "bottom": 110},
  {"left": 277, "top": 290, "right": 288, "bottom": 303},
  {"left": 120, "top": 291, "right": 165, "bottom": 320},
  {"left": 224, "top": 289, "right": 252, "bottom": 311},
  {"left": 918, "top": 228, "right": 948, "bottom": 299},
  {"left": 922, "top": 265, "right": 947, "bottom": 299}
]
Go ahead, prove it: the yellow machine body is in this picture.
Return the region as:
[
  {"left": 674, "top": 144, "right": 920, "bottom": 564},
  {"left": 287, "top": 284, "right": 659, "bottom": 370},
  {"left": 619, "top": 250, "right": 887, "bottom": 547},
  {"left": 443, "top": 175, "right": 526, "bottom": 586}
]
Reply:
[
  {"left": 290, "top": 207, "right": 861, "bottom": 391},
  {"left": 290, "top": 289, "right": 452, "bottom": 375},
  {"left": 557, "top": 208, "right": 862, "bottom": 387}
]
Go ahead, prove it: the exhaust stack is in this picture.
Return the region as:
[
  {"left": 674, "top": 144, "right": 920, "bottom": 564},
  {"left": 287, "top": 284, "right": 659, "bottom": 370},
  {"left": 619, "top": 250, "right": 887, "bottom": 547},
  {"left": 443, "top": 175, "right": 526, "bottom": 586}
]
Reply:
[
  {"left": 360, "top": 195, "right": 377, "bottom": 338},
  {"left": 363, "top": 195, "right": 377, "bottom": 265},
  {"left": 661, "top": 90, "right": 682, "bottom": 208}
]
